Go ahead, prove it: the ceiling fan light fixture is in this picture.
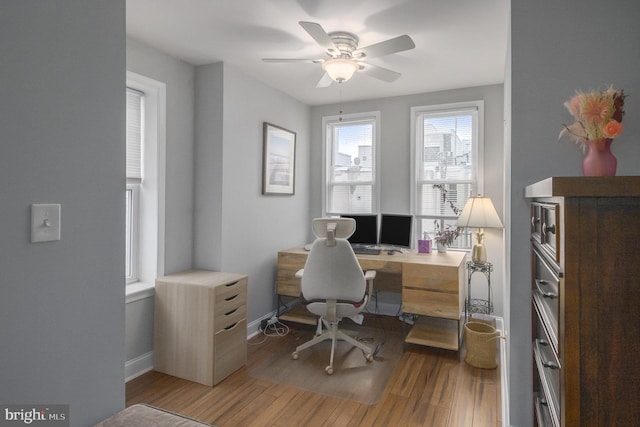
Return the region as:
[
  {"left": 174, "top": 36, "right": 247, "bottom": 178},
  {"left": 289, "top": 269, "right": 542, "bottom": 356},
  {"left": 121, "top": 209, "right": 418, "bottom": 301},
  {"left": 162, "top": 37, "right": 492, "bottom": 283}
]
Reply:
[{"left": 322, "top": 58, "right": 358, "bottom": 83}]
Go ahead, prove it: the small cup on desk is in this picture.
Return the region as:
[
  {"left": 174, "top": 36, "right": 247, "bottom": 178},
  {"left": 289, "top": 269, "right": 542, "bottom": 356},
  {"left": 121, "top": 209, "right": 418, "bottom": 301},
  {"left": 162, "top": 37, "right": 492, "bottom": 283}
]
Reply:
[{"left": 418, "top": 239, "right": 432, "bottom": 253}]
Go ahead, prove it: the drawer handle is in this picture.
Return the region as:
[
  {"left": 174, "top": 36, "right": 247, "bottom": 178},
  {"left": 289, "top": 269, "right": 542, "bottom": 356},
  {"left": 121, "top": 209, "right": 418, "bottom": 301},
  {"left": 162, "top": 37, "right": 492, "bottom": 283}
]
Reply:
[
  {"left": 225, "top": 308, "right": 238, "bottom": 316},
  {"left": 535, "top": 280, "right": 557, "bottom": 299},
  {"left": 225, "top": 294, "right": 239, "bottom": 302},
  {"left": 536, "top": 339, "right": 559, "bottom": 370},
  {"left": 224, "top": 322, "right": 238, "bottom": 331},
  {"left": 225, "top": 281, "right": 239, "bottom": 288},
  {"left": 543, "top": 223, "right": 556, "bottom": 234},
  {"left": 531, "top": 216, "right": 540, "bottom": 227}
]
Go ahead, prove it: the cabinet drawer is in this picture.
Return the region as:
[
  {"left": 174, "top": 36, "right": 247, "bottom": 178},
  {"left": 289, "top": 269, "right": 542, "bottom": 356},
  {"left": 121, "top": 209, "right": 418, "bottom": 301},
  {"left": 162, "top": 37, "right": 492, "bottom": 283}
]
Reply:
[
  {"left": 215, "top": 303, "right": 246, "bottom": 332},
  {"left": 534, "top": 394, "right": 556, "bottom": 427},
  {"left": 276, "top": 251, "right": 306, "bottom": 297},
  {"left": 215, "top": 285, "right": 246, "bottom": 314},
  {"left": 534, "top": 339, "right": 560, "bottom": 427},
  {"left": 402, "top": 263, "right": 459, "bottom": 293},
  {"left": 540, "top": 203, "right": 560, "bottom": 262},
  {"left": 214, "top": 319, "right": 247, "bottom": 384},
  {"left": 402, "top": 288, "right": 460, "bottom": 319},
  {"left": 215, "top": 277, "right": 247, "bottom": 300},
  {"left": 532, "top": 248, "right": 559, "bottom": 350},
  {"left": 531, "top": 203, "right": 542, "bottom": 237}
]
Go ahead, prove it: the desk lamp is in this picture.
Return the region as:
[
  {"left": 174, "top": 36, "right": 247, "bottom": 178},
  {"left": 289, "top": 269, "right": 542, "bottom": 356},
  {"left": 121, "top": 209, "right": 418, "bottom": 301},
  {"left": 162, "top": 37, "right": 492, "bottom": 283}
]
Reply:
[{"left": 456, "top": 195, "right": 503, "bottom": 264}]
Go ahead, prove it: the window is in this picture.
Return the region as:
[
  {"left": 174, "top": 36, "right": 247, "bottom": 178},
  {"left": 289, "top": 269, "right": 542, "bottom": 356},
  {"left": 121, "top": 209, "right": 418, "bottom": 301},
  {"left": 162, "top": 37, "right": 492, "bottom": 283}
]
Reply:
[
  {"left": 411, "top": 101, "right": 484, "bottom": 249},
  {"left": 323, "top": 112, "right": 380, "bottom": 215},
  {"left": 125, "top": 71, "right": 166, "bottom": 290},
  {"left": 126, "top": 88, "right": 142, "bottom": 282}
]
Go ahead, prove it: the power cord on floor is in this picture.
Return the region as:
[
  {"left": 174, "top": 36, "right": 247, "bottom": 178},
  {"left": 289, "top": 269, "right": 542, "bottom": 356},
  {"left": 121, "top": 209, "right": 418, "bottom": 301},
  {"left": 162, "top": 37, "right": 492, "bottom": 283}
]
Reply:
[{"left": 249, "top": 316, "right": 291, "bottom": 345}]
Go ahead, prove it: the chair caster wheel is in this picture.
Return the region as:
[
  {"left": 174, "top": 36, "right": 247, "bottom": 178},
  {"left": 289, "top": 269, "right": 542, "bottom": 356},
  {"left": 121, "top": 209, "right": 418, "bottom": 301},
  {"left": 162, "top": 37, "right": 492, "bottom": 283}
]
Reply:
[
  {"left": 366, "top": 354, "right": 374, "bottom": 362},
  {"left": 291, "top": 352, "right": 299, "bottom": 360},
  {"left": 325, "top": 366, "right": 334, "bottom": 375}
]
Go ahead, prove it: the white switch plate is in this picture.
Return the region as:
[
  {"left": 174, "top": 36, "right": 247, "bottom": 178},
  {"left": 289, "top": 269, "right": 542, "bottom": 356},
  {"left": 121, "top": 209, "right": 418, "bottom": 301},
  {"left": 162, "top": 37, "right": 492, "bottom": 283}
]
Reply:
[{"left": 31, "top": 204, "right": 61, "bottom": 243}]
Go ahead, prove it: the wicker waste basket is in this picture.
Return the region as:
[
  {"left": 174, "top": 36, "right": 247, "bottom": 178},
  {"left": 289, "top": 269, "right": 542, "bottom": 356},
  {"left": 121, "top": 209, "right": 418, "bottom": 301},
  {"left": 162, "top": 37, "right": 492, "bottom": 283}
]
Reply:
[{"left": 464, "top": 321, "right": 498, "bottom": 369}]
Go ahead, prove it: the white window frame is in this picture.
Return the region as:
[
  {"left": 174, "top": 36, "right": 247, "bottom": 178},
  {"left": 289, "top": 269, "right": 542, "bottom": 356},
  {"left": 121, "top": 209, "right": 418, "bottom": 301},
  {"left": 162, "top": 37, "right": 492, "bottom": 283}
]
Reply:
[
  {"left": 322, "top": 111, "right": 381, "bottom": 216},
  {"left": 410, "top": 101, "right": 484, "bottom": 249},
  {"left": 125, "top": 184, "right": 139, "bottom": 281},
  {"left": 125, "top": 71, "right": 166, "bottom": 295}
]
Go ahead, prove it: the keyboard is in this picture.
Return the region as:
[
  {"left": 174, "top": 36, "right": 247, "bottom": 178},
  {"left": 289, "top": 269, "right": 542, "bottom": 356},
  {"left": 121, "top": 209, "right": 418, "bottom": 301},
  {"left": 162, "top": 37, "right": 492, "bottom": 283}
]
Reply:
[{"left": 352, "top": 247, "right": 381, "bottom": 255}]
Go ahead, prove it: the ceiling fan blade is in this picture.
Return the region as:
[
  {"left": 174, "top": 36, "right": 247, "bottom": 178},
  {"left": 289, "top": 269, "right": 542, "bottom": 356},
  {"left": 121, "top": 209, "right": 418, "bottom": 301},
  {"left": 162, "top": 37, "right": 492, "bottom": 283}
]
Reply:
[
  {"left": 358, "top": 62, "right": 401, "bottom": 82},
  {"left": 262, "top": 58, "right": 323, "bottom": 63},
  {"left": 299, "top": 21, "right": 339, "bottom": 55},
  {"left": 353, "top": 35, "right": 415, "bottom": 59},
  {"left": 315, "top": 72, "right": 334, "bottom": 88}
]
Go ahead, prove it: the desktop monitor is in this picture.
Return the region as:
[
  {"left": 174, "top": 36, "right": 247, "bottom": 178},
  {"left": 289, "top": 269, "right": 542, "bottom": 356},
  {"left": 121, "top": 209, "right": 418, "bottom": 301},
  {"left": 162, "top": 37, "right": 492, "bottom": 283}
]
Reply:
[
  {"left": 379, "top": 214, "right": 413, "bottom": 248},
  {"left": 341, "top": 214, "right": 378, "bottom": 246}
]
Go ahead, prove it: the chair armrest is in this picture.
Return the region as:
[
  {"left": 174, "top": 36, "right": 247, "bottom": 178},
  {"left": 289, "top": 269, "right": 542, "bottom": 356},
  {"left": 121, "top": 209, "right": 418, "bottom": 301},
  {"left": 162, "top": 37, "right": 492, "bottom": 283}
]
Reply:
[
  {"left": 364, "top": 270, "right": 376, "bottom": 297},
  {"left": 295, "top": 269, "right": 304, "bottom": 278}
]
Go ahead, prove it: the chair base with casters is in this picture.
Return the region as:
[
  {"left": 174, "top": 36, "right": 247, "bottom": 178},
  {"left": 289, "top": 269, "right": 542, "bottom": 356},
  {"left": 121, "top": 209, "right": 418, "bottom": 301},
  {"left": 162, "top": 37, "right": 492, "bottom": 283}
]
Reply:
[
  {"left": 291, "top": 315, "right": 374, "bottom": 375},
  {"left": 292, "top": 262, "right": 376, "bottom": 375}
]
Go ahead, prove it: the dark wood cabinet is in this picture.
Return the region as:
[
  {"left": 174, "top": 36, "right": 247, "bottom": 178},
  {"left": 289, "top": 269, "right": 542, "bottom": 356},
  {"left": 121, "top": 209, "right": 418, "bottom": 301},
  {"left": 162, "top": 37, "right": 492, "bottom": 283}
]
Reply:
[{"left": 525, "top": 176, "right": 640, "bottom": 426}]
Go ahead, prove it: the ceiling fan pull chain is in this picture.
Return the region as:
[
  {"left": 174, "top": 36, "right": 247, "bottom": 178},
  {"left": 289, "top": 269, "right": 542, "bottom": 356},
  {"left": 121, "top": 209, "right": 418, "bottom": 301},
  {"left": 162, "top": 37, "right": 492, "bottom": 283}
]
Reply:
[{"left": 338, "top": 82, "right": 343, "bottom": 121}]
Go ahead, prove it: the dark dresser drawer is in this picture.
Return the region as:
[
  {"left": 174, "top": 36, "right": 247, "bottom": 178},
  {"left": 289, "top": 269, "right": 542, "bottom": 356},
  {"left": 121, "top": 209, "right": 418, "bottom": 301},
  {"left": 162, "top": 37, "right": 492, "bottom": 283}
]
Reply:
[
  {"left": 534, "top": 394, "right": 555, "bottom": 427},
  {"left": 532, "top": 247, "right": 559, "bottom": 352},
  {"left": 534, "top": 338, "right": 560, "bottom": 427},
  {"left": 531, "top": 202, "right": 560, "bottom": 262}
]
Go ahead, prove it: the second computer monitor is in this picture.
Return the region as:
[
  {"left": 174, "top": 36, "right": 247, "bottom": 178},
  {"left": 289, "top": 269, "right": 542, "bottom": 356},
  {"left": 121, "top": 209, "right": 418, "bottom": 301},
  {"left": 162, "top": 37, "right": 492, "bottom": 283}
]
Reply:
[
  {"left": 379, "top": 214, "right": 413, "bottom": 248},
  {"left": 341, "top": 214, "right": 378, "bottom": 245}
]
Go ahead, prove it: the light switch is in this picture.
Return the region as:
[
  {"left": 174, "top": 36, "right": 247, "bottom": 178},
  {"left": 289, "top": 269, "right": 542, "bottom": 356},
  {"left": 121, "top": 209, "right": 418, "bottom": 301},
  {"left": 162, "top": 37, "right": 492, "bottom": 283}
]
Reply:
[{"left": 31, "top": 204, "right": 61, "bottom": 243}]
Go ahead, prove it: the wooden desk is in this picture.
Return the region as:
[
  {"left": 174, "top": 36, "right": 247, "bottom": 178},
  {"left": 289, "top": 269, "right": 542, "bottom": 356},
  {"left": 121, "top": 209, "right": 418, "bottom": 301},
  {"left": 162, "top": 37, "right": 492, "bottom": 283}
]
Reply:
[{"left": 276, "top": 247, "right": 466, "bottom": 351}]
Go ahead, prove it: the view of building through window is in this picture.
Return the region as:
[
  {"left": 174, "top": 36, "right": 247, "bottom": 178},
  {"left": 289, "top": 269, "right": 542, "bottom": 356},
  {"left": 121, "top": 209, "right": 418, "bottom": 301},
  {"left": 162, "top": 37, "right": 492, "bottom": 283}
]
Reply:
[
  {"left": 325, "top": 114, "right": 378, "bottom": 215},
  {"left": 414, "top": 104, "right": 481, "bottom": 249}
]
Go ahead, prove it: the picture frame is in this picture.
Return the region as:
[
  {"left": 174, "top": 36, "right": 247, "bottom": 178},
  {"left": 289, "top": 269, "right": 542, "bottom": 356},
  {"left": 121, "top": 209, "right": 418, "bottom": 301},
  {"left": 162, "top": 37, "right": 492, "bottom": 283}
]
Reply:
[{"left": 262, "top": 122, "right": 296, "bottom": 195}]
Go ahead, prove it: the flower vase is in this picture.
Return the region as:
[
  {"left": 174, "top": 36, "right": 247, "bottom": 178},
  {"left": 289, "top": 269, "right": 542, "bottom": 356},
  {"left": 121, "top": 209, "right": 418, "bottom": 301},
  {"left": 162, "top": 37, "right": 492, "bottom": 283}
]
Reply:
[
  {"left": 582, "top": 138, "right": 617, "bottom": 176},
  {"left": 437, "top": 242, "right": 447, "bottom": 253}
]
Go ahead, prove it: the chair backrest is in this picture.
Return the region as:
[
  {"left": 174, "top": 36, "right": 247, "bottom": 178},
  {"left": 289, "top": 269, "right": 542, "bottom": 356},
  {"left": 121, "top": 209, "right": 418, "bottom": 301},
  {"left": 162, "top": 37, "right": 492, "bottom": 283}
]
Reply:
[{"left": 301, "top": 218, "right": 366, "bottom": 302}]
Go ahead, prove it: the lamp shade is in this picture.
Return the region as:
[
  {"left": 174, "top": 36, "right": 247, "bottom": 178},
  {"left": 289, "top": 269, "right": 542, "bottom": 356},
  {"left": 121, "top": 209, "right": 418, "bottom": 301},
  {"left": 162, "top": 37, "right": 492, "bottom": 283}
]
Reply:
[
  {"left": 322, "top": 58, "right": 358, "bottom": 82},
  {"left": 456, "top": 196, "right": 503, "bottom": 229}
]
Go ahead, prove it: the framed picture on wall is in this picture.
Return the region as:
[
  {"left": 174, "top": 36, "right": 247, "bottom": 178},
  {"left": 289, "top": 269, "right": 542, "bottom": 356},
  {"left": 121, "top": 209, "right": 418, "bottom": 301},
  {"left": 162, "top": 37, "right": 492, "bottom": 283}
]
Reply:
[{"left": 262, "top": 122, "right": 296, "bottom": 195}]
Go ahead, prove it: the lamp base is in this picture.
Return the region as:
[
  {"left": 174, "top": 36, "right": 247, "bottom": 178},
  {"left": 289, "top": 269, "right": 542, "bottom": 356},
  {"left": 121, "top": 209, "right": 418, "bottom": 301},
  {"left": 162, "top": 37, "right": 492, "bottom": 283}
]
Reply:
[{"left": 471, "top": 243, "right": 487, "bottom": 264}]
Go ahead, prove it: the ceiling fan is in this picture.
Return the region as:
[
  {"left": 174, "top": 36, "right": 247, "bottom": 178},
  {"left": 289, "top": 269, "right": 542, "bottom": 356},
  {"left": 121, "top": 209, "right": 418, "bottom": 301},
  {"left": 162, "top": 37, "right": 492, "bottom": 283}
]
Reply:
[{"left": 263, "top": 21, "right": 415, "bottom": 88}]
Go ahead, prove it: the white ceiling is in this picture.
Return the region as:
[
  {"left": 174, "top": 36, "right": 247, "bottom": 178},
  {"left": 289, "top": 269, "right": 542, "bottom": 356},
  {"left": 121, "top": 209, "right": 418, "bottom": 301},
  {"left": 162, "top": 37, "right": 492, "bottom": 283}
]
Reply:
[{"left": 126, "top": 0, "right": 509, "bottom": 106}]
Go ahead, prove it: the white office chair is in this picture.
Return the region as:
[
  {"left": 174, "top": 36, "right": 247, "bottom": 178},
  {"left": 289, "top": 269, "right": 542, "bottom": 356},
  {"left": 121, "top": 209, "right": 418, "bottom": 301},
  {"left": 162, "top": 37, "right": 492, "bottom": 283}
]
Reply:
[{"left": 291, "top": 218, "right": 376, "bottom": 374}]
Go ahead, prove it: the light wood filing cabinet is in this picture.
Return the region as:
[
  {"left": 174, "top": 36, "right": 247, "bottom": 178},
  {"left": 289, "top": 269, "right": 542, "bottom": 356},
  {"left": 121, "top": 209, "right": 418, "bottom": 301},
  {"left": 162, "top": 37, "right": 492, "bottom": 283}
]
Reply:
[
  {"left": 525, "top": 177, "right": 640, "bottom": 426},
  {"left": 154, "top": 269, "right": 248, "bottom": 386}
]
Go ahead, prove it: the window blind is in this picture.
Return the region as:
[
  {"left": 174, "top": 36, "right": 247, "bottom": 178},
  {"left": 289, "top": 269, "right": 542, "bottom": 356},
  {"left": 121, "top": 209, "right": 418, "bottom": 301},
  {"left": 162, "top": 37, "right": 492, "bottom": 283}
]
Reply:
[{"left": 126, "top": 88, "right": 143, "bottom": 181}]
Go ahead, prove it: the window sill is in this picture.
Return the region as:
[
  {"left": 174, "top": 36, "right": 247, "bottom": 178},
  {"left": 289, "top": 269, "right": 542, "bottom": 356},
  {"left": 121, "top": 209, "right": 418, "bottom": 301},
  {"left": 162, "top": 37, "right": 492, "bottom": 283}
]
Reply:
[{"left": 126, "top": 281, "right": 155, "bottom": 304}]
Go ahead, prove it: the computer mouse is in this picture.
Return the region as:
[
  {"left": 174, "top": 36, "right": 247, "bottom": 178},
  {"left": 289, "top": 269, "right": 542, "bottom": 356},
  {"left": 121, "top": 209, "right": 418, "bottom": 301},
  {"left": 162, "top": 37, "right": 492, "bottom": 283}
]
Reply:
[{"left": 387, "top": 250, "right": 395, "bottom": 255}]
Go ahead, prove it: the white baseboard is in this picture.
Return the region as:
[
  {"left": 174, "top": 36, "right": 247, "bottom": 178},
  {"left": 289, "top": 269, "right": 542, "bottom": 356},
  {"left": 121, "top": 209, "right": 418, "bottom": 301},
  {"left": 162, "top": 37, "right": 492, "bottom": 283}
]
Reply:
[
  {"left": 125, "top": 351, "right": 154, "bottom": 382},
  {"left": 496, "top": 317, "right": 510, "bottom": 427}
]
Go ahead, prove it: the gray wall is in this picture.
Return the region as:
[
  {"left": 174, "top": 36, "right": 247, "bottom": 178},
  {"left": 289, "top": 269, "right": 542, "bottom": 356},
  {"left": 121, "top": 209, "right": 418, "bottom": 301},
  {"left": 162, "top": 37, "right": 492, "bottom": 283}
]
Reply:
[
  {"left": 125, "top": 38, "right": 196, "bottom": 369},
  {"left": 0, "top": 1, "right": 126, "bottom": 426},
  {"left": 310, "top": 85, "right": 506, "bottom": 315},
  {"left": 510, "top": 0, "right": 640, "bottom": 425},
  {"left": 194, "top": 62, "right": 311, "bottom": 322},
  {"left": 126, "top": 38, "right": 196, "bottom": 276}
]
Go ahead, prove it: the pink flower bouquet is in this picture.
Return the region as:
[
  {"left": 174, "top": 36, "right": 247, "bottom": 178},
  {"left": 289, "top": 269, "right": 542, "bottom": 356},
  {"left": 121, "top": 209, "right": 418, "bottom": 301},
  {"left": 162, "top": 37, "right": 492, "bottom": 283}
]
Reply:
[{"left": 560, "top": 86, "right": 626, "bottom": 151}]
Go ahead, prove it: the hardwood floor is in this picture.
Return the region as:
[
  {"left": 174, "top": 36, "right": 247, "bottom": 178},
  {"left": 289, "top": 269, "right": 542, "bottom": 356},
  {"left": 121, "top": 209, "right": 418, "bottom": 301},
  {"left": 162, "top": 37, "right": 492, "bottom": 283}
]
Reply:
[{"left": 126, "top": 314, "right": 501, "bottom": 427}]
